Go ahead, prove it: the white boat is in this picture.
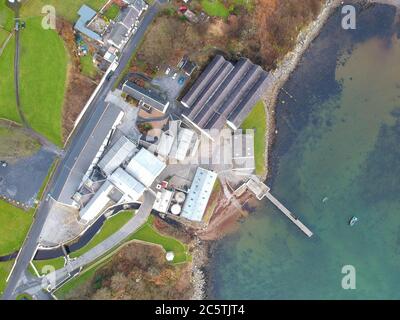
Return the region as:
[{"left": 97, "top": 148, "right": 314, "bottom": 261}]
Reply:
[{"left": 349, "top": 216, "right": 358, "bottom": 226}]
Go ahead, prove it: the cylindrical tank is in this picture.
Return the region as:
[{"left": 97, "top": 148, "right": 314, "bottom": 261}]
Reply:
[
  {"left": 170, "top": 204, "right": 182, "bottom": 215},
  {"left": 174, "top": 192, "right": 186, "bottom": 203}
]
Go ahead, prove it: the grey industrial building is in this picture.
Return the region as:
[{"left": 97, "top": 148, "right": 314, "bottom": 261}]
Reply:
[
  {"left": 98, "top": 136, "right": 137, "bottom": 176},
  {"left": 106, "top": 1, "right": 147, "bottom": 49},
  {"left": 55, "top": 103, "right": 124, "bottom": 206},
  {"left": 181, "top": 55, "right": 271, "bottom": 132},
  {"left": 122, "top": 80, "right": 170, "bottom": 113}
]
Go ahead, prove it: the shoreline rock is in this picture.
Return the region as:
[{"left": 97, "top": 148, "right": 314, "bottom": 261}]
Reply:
[{"left": 193, "top": 0, "right": 343, "bottom": 300}]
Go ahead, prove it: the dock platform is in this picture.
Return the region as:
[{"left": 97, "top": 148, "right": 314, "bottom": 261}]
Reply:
[{"left": 245, "top": 176, "right": 313, "bottom": 237}]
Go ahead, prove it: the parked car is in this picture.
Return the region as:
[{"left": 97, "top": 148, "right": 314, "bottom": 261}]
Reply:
[
  {"left": 172, "top": 72, "right": 178, "bottom": 80},
  {"left": 106, "top": 71, "right": 114, "bottom": 81},
  {"left": 178, "top": 76, "right": 185, "bottom": 85},
  {"left": 165, "top": 67, "right": 171, "bottom": 75}
]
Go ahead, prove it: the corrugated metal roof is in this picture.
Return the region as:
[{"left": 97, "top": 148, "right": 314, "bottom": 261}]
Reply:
[
  {"left": 180, "top": 55, "right": 270, "bottom": 132},
  {"left": 56, "top": 104, "right": 124, "bottom": 205},
  {"left": 181, "top": 167, "right": 217, "bottom": 222},
  {"left": 157, "top": 132, "right": 175, "bottom": 157},
  {"left": 170, "top": 128, "right": 195, "bottom": 161},
  {"left": 98, "top": 136, "right": 137, "bottom": 176}
]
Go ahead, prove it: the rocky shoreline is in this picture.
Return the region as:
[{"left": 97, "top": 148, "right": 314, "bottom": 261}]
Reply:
[{"left": 190, "top": 0, "right": 343, "bottom": 300}]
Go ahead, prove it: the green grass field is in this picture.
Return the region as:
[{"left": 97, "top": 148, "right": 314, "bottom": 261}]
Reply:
[
  {"left": 32, "top": 257, "right": 65, "bottom": 276},
  {"left": 0, "top": 260, "right": 14, "bottom": 296},
  {"left": 241, "top": 100, "right": 267, "bottom": 175},
  {"left": 54, "top": 215, "right": 189, "bottom": 298},
  {"left": 0, "top": 201, "right": 33, "bottom": 256},
  {"left": 127, "top": 216, "right": 189, "bottom": 264},
  {"left": 19, "top": 17, "right": 68, "bottom": 145},
  {"left": 0, "top": 28, "right": 10, "bottom": 47},
  {"left": 0, "top": 36, "right": 19, "bottom": 123},
  {"left": 0, "top": 124, "right": 41, "bottom": 160},
  {"left": 21, "top": 0, "right": 107, "bottom": 23},
  {"left": 200, "top": 0, "right": 231, "bottom": 18},
  {"left": 69, "top": 211, "right": 135, "bottom": 259},
  {"left": 0, "top": 1, "right": 14, "bottom": 32},
  {"left": 104, "top": 3, "right": 120, "bottom": 20},
  {"left": 79, "top": 55, "right": 97, "bottom": 79}
]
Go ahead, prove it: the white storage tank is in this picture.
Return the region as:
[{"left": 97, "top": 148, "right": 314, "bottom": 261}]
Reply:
[
  {"left": 174, "top": 191, "right": 186, "bottom": 203},
  {"left": 170, "top": 203, "right": 182, "bottom": 215}
]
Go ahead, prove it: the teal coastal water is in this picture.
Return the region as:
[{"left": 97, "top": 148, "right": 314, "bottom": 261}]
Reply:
[{"left": 209, "top": 4, "right": 400, "bottom": 299}]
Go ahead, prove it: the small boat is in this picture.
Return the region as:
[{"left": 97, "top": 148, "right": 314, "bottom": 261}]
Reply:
[{"left": 349, "top": 216, "right": 358, "bottom": 226}]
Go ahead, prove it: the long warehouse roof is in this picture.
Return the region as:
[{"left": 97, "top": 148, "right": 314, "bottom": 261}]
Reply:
[{"left": 181, "top": 55, "right": 271, "bottom": 131}]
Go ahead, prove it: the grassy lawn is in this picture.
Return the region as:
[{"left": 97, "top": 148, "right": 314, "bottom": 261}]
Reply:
[
  {"left": 0, "top": 36, "right": 19, "bottom": 123},
  {"left": 0, "top": 201, "right": 33, "bottom": 256},
  {"left": 21, "top": 0, "right": 108, "bottom": 23},
  {"left": 127, "top": 216, "right": 189, "bottom": 264},
  {"left": 200, "top": 0, "right": 231, "bottom": 18},
  {"left": 54, "top": 216, "right": 190, "bottom": 298},
  {"left": 104, "top": 3, "right": 120, "bottom": 20},
  {"left": 241, "top": 100, "right": 267, "bottom": 175},
  {"left": 0, "top": 1, "right": 14, "bottom": 32},
  {"left": 32, "top": 257, "right": 65, "bottom": 276},
  {"left": 79, "top": 55, "right": 97, "bottom": 79},
  {"left": 0, "top": 28, "right": 10, "bottom": 47},
  {"left": 54, "top": 255, "right": 111, "bottom": 299},
  {"left": 19, "top": 17, "right": 68, "bottom": 146},
  {"left": 0, "top": 123, "right": 41, "bottom": 161},
  {"left": 0, "top": 260, "right": 14, "bottom": 296},
  {"left": 69, "top": 211, "right": 135, "bottom": 259}
]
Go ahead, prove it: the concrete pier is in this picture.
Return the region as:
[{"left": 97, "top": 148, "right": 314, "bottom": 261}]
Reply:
[
  {"left": 265, "top": 192, "right": 313, "bottom": 237},
  {"left": 245, "top": 176, "right": 313, "bottom": 237}
]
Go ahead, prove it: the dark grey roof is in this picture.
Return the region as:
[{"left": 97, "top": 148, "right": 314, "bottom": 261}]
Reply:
[
  {"left": 227, "top": 72, "right": 271, "bottom": 128},
  {"left": 181, "top": 55, "right": 225, "bottom": 107},
  {"left": 56, "top": 104, "right": 123, "bottom": 205},
  {"left": 180, "top": 55, "right": 270, "bottom": 131},
  {"left": 107, "top": 23, "right": 129, "bottom": 48},
  {"left": 122, "top": 81, "right": 169, "bottom": 112},
  {"left": 118, "top": 6, "right": 139, "bottom": 28}
]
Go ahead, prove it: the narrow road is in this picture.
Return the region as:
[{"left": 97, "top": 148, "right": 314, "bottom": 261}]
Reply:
[
  {"left": 16, "top": 191, "right": 155, "bottom": 296},
  {"left": 2, "top": 1, "right": 164, "bottom": 300}
]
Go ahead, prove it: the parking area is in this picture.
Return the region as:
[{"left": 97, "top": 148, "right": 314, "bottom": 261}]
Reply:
[
  {"left": 0, "top": 148, "right": 56, "bottom": 208},
  {"left": 151, "top": 68, "right": 189, "bottom": 101}
]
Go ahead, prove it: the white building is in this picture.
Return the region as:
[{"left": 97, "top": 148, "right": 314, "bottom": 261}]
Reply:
[
  {"left": 126, "top": 148, "right": 166, "bottom": 187},
  {"left": 79, "top": 181, "right": 115, "bottom": 223},
  {"left": 108, "top": 167, "right": 145, "bottom": 202},
  {"left": 153, "top": 189, "right": 174, "bottom": 213},
  {"left": 181, "top": 167, "right": 217, "bottom": 222},
  {"left": 156, "top": 132, "right": 175, "bottom": 158},
  {"left": 170, "top": 128, "right": 195, "bottom": 162}
]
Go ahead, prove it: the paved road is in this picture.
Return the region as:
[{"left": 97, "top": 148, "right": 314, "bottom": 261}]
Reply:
[{"left": 2, "top": 1, "right": 163, "bottom": 300}]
